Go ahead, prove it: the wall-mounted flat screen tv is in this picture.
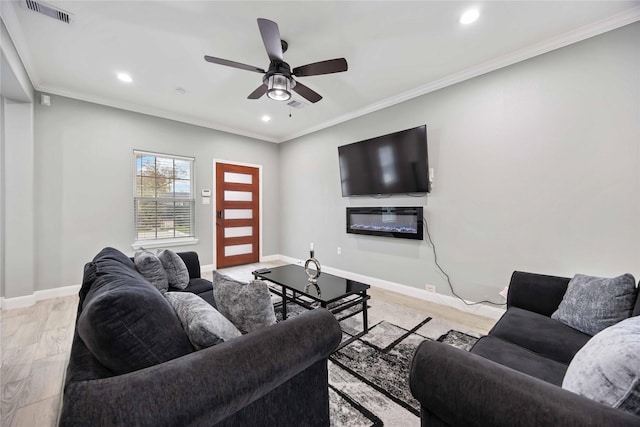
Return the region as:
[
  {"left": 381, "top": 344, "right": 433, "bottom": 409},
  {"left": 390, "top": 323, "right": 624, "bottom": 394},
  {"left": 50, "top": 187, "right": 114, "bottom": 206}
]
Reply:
[{"left": 338, "top": 125, "right": 429, "bottom": 196}]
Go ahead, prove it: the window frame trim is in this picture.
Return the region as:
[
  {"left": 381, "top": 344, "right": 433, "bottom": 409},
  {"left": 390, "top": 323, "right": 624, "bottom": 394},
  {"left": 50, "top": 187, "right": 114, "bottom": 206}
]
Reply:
[
  {"left": 131, "top": 237, "right": 199, "bottom": 250},
  {"left": 133, "top": 150, "right": 196, "bottom": 246}
]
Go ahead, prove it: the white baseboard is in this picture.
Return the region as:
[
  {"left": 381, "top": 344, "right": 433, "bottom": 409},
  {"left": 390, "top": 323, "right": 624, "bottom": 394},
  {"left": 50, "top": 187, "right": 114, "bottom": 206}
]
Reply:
[
  {"left": 260, "top": 254, "right": 281, "bottom": 263},
  {"left": 1, "top": 284, "right": 81, "bottom": 310},
  {"left": 1, "top": 294, "right": 35, "bottom": 310},
  {"left": 2, "top": 256, "right": 507, "bottom": 320},
  {"left": 273, "top": 255, "right": 505, "bottom": 320}
]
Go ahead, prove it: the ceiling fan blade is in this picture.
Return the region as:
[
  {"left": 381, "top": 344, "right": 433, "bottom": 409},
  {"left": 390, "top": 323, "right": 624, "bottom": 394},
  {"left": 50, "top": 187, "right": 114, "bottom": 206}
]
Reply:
[
  {"left": 292, "top": 80, "right": 322, "bottom": 103},
  {"left": 293, "top": 58, "right": 348, "bottom": 77},
  {"left": 247, "top": 84, "right": 268, "bottom": 99},
  {"left": 257, "top": 18, "right": 283, "bottom": 61},
  {"left": 204, "top": 55, "right": 265, "bottom": 73}
]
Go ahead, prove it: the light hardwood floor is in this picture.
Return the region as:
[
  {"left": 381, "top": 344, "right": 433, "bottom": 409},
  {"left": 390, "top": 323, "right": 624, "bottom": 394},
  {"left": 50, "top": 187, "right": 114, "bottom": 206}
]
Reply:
[{"left": 1, "top": 261, "right": 497, "bottom": 426}]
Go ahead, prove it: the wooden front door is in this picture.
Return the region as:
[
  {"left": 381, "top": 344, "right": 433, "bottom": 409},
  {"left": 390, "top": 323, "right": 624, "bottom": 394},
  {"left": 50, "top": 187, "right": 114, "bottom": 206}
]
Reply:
[{"left": 215, "top": 163, "right": 260, "bottom": 268}]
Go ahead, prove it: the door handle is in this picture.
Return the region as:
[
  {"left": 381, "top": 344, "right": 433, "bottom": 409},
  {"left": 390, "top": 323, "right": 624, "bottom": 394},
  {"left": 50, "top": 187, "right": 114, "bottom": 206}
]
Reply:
[{"left": 217, "top": 210, "right": 223, "bottom": 219}]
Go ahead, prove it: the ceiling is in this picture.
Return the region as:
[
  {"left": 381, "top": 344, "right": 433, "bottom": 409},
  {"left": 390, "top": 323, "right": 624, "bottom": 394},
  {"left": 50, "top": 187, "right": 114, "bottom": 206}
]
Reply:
[{"left": 2, "top": 1, "right": 639, "bottom": 143}]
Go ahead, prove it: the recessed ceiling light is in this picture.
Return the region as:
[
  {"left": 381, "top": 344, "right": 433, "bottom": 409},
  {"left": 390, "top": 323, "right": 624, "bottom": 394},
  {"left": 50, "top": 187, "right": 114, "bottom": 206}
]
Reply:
[
  {"left": 460, "top": 9, "right": 480, "bottom": 25},
  {"left": 117, "top": 72, "right": 133, "bottom": 83},
  {"left": 261, "top": 115, "right": 271, "bottom": 123}
]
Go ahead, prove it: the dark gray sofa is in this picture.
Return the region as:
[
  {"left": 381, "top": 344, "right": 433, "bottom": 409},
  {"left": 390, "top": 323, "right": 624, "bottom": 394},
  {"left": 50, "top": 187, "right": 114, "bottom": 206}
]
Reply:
[
  {"left": 59, "top": 247, "right": 342, "bottom": 426},
  {"left": 409, "top": 271, "right": 640, "bottom": 427}
]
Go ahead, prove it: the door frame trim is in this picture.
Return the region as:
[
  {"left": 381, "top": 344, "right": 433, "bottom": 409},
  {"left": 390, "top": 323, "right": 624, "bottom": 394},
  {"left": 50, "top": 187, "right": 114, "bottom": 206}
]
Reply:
[{"left": 212, "top": 159, "right": 263, "bottom": 269}]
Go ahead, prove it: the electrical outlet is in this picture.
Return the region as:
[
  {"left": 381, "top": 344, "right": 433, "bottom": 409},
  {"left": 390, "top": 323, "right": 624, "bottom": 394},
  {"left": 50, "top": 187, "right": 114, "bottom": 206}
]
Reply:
[
  {"left": 337, "top": 247, "right": 341, "bottom": 255},
  {"left": 425, "top": 284, "right": 436, "bottom": 293}
]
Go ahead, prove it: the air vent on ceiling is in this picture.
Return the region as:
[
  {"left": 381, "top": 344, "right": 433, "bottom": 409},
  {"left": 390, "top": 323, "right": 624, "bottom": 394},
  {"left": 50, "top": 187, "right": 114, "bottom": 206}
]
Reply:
[
  {"left": 287, "top": 99, "right": 307, "bottom": 109},
  {"left": 23, "top": 0, "right": 72, "bottom": 24}
]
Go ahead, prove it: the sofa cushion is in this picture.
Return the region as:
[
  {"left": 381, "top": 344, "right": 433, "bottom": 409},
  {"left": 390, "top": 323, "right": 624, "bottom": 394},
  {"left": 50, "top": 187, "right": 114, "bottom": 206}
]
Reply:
[
  {"left": 562, "top": 316, "right": 640, "bottom": 415},
  {"left": 490, "top": 307, "right": 591, "bottom": 364},
  {"left": 551, "top": 273, "right": 637, "bottom": 335},
  {"left": 168, "top": 278, "right": 216, "bottom": 307},
  {"left": 134, "top": 249, "right": 169, "bottom": 293},
  {"left": 471, "top": 335, "right": 567, "bottom": 386},
  {"left": 165, "top": 292, "right": 241, "bottom": 349},
  {"left": 93, "top": 246, "right": 137, "bottom": 271},
  {"left": 170, "top": 277, "right": 214, "bottom": 295},
  {"left": 177, "top": 251, "right": 201, "bottom": 279},
  {"left": 78, "top": 248, "right": 194, "bottom": 375},
  {"left": 80, "top": 247, "right": 139, "bottom": 310},
  {"left": 157, "top": 249, "right": 190, "bottom": 290},
  {"left": 211, "top": 272, "right": 276, "bottom": 334}
]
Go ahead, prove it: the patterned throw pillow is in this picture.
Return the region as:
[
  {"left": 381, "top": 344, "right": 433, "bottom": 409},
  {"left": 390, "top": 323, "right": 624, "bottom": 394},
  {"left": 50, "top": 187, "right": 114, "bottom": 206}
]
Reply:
[
  {"left": 165, "top": 292, "right": 241, "bottom": 350},
  {"left": 134, "top": 249, "right": 169, "bottom": 293},
  {"left": 551, "top": 273, "right": 637, "bottom": 335},
  {"left": 157, "top": 249, "right": 190, "bottom": 290},
  {"left": 211, "top": 272, "right": 276, "bottom": 334},
  {"left": 562, "top": 316, "right": 640, "bottom": 415}
]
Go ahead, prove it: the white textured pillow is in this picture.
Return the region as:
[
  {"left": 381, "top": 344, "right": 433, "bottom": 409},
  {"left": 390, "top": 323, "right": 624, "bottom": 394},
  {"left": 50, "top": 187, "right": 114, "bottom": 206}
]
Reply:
[
  {"left": 157, "top": 249, "right": 189, "bottom": 290},
  {"left": 562, "top": 316, "right": 640, "bottom": 415},
  {"left": 165, "top": 292, "right": 241, "bottom": 350},
  {"left": 134, "top": 249, "right": 168, "bottom": 293}
]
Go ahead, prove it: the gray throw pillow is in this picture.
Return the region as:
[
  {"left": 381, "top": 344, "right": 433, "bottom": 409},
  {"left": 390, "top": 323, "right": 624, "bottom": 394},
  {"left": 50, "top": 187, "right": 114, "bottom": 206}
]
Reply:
[
  {"left": 165, "top": 292, "right": 241, "bottom": 349},
  {"left": 562, "top": 316, "right": 640, "bottom": 415},
  {"left": 211, "top": 271, "right": 276, "bottom": 334},
  {"left": 551, "top": 273, "right": 637, "bottom": 335},
  {"left": 134, "top": 249, "right": 169, "bottom": 293},
  {"left": 157, "top": 249, "right": 189, "bottom": 290}
]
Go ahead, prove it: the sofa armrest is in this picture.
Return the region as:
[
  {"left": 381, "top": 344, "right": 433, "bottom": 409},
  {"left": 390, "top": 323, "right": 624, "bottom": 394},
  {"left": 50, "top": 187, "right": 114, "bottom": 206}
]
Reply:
[
  {"left": 177, "top": 251, "right": 201, "bottom": 279},
  {"left": 507, "top": 271, "right": 570, "bottom": 316},
  {"left": 60, "top": 308, "right": 342, "bottom": 427},
  {"left": 409, "top": 340, "right": 639, "bottom": 427}
]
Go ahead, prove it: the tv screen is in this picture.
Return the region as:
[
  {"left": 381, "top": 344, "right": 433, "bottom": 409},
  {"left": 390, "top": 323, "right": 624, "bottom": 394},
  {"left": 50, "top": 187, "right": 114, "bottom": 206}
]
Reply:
[{"left": 338, "top": 125, "right": 429, "bottom": 196}]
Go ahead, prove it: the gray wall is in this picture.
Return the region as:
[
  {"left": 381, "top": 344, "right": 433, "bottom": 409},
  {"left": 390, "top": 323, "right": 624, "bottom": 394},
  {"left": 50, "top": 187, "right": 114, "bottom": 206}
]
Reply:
[
  {"left": 33, "top": 95, "right": 280, "bottom": 292},
  {"left": 1, "top": 17, "right": 36, "bottom": 299},
  {"left": 279, "top": 22, "right": 640, "bottom": 303},
  {"left": 4, "top": 100, "right": 35, "bottom": 299},
  {"left": 1, "top": 96, "right": 3, "bottom": 298}
]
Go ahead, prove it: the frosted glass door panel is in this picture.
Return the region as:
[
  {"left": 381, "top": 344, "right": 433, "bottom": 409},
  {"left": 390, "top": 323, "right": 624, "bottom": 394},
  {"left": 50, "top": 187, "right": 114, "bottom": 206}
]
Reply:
[
  {"left": 224, "top": 172, "right": 253, "bottom": 184},
  {"left": 224, "top": 191, "right": 252, "bottom": 202},
  {"left": 224, "top": 226, "right": 253, "bottom": 238},
  {"left": 224, "top": 209, "right": 252, "bottom": 219},
  {"left": 224, "top": 244, "right": 253, "bottom": 257}
]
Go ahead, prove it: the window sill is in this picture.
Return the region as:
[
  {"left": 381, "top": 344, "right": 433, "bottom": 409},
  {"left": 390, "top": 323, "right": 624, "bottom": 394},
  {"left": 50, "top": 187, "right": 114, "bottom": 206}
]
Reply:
[{"left": 132, "top": 237, "right": 199, "bottom": 250}]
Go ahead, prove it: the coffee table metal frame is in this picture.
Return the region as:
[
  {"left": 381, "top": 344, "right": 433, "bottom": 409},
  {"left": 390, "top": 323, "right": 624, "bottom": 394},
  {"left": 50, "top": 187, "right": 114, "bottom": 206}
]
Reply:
[{"left": 253, "top": 264, "right": 370, "bottom": 350}]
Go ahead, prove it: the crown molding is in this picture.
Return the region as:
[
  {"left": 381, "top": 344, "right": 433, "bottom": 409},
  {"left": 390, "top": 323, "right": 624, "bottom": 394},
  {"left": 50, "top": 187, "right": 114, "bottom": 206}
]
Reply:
[
  {"left": 4, "top": 2, "right": 639, "bottom": 144},
  {"left": 0, "top": 2, "right": 39, "bottom": 91},
  {"left": 281, "top": 6, "right": 640, "bottom": 142},
  {"left": 0, "top": 12, "right": 35, "bottom": 102},
  {"left": 35, "top": 84, "right": 280, "bottom": 143}
]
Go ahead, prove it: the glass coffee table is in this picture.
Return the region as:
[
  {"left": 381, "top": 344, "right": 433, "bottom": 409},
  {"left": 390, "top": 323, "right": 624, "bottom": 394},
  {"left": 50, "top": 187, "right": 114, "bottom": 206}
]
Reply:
[{"left": 253, "top": 264, "right": 370, "bottom": 349}]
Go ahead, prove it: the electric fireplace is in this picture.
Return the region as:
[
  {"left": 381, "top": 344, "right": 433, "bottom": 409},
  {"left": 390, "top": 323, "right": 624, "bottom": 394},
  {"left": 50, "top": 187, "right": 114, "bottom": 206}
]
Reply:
[{"left": 346, "top": 207, "right": 423, "bottom": 240}]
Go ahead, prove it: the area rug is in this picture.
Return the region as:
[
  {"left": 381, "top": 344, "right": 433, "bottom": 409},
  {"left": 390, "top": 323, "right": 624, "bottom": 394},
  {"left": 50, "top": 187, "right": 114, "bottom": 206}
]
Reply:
[{"left": 274, "top": 304, "right": 480, "bottom": 426}]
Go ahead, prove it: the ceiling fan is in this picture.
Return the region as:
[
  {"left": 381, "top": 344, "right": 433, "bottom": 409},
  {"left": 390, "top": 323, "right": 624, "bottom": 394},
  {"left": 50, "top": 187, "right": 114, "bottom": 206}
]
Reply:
[{"left": 204, "top": 18, "right": 348, "bottom": 104}]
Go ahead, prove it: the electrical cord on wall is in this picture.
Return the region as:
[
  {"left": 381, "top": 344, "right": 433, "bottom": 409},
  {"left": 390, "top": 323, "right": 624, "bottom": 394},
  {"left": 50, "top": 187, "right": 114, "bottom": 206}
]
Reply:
[{"left": 423, "top": 216, "right": 505, "bottom": 306}]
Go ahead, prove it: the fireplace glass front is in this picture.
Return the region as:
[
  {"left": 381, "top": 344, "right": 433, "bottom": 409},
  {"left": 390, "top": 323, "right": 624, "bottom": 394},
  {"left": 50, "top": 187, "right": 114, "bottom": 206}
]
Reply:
[{"left": 346, "top": 207, "right": 423, "bottom": 240}]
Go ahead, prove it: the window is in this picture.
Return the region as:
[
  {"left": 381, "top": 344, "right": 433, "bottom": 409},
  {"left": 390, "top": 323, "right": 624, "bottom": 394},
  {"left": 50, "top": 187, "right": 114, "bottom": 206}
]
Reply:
[{"left": 134, "top": 151, "right": 196, "bottom": 246}]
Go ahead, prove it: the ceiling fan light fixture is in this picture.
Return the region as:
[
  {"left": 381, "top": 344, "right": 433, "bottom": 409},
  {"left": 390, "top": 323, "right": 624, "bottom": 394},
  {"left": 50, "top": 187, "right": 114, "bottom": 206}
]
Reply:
[{"left": 266, "top": 74, "right": 291, "bottom": 101}]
